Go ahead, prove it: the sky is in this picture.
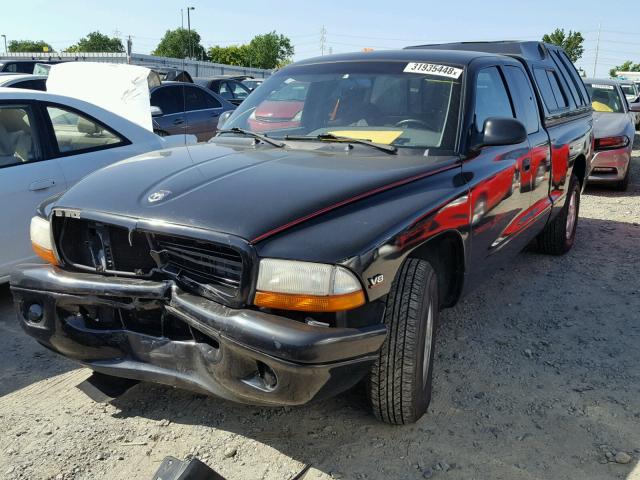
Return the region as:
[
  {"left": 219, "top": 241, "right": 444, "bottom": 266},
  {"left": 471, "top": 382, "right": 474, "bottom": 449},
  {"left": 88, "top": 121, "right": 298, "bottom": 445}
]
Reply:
[{"left": 2, "top": 0, "right": 639, "bottom": 77}]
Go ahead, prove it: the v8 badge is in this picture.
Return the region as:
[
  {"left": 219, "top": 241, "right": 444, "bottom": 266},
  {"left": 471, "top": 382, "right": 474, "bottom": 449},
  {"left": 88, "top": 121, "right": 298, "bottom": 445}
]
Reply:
[{"left": 367, "top": 274, "right": 384, "bottom": 288}]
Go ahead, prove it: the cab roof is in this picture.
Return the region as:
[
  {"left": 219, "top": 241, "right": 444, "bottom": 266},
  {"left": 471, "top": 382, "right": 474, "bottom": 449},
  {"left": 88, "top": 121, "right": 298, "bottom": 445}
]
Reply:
[
  {"left": 406, "top": 41, "right": 559, "bottom": 62},
  {"left": 293, "top": 48, "right": 503, "bottom": 67}
]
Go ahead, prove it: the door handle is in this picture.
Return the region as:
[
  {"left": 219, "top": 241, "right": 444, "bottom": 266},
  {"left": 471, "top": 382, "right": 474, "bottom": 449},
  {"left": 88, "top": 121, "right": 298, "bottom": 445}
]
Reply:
[
  {"left": 29, "top": 179, "right": 56, "bottom": 191},
  {"left": 523, "top": 158, "right": 531, "bottom": 172},
  {"left": 173, "top": 118, "right": 185, "bottom": 125}
]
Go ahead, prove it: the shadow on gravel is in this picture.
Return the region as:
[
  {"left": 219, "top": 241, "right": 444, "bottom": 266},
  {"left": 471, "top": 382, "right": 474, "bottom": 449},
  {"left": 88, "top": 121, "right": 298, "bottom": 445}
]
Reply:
[
  {"left": 0, "top": 284, "right": 75, "bottom": 397},
  {"left": 107, "top": 215, "right": 640, "bottom": 479}
]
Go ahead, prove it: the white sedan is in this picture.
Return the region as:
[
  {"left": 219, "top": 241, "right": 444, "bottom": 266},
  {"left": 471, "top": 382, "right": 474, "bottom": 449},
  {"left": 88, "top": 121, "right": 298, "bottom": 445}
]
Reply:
[{"left": 0, "top": 87, "right": 188, "bottom": 282}]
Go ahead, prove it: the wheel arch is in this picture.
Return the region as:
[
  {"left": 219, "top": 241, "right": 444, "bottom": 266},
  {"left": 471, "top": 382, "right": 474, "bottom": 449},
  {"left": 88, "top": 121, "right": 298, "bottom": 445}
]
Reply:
[
  {"left": 572, "top": 154, "right": 587, "bottom": 188},
  {"left": 406, "top": 230, "right": 466, "bottom": 309}
]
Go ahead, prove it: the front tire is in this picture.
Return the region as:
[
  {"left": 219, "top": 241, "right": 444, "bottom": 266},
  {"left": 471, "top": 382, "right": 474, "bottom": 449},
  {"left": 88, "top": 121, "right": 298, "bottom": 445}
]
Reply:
[
  {"left": 367, "top": 258, "right": 439, "bottom": 425},
  {"left": 537, "top": 173, "right": 580, "bottom": 255}
]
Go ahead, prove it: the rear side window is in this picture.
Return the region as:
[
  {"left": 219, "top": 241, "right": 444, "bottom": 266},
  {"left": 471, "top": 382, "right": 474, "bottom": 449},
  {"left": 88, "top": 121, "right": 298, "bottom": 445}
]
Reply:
[
  {"left": 503, "top": 66, "right": 539, "bottom": 134},
  {"left": 534, "top": 68, "right": 568, "bottom": 113},
  {"left": 47, "top": 106, "right": 124, "bottom": 154},
  {"left": 557, "top": 50, "right": 590, "bottom": 104},
  {"left": 549, "top": 51, "right": 584, "bottom": 108},
  {"left": 475, "top": 67, "right": 514, "bottom": 130},
  {"left": 12, "top": 79, "right": 47, "bottom": 91},
  {"left": 184, "top": 86, "right": 221, "bottom": 110}
]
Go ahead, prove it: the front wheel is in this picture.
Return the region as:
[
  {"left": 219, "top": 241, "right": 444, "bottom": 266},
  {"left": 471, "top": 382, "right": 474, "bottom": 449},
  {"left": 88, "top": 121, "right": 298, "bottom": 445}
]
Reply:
[
  {"left": 367, "top": 258, "right": 439, "bottom": 425},
  {"left": 536, "top": 173, "right": 580, "bottom": 255}
]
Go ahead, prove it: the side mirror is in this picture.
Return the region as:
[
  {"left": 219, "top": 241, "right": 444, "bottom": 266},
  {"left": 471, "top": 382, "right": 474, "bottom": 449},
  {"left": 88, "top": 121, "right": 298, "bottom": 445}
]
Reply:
[
  {"left": 472, "top": 117, "right": 527, "bottom": 150},
  {"left": 150, "top": 105, "right": 163, "bottom": 117},
  {"left": 217, "top": 110, "right": 233, "bottom": 129},
  {"left": 629, "top": 102, "right": 640, "bottom": 113}
]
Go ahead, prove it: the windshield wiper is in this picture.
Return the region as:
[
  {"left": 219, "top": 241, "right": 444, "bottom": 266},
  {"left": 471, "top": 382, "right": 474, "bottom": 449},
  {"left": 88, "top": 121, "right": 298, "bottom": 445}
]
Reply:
[
  {"left": 284, "top": 133, "right": 397, "bottom": 154},
  {"left": 216, "top": 127, "right": 285, "bottom": 148}
]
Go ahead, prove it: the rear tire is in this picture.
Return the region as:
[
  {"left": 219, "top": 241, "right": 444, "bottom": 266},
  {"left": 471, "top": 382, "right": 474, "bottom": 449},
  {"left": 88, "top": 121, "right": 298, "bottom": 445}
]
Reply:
[
  {"left": 616, "top": 164, "right": 630, "bottom": 191},
  {"left": 367, "top": 258, "right": 439, "bottom": 425},
  {"left": 537, "top": 173, "right": 580, "bottom": 255}
]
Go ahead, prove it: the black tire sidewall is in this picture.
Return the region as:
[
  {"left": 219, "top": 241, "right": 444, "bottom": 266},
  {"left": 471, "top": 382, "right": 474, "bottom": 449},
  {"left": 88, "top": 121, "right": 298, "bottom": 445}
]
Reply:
[{"left": 412, "top": 267, "right": 439, "bottom": 418}]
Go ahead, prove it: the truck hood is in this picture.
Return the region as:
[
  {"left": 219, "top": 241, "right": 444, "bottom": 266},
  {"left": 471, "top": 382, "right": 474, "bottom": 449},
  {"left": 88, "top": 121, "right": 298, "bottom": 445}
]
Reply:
[
  {"left": 592, "top": 111, "right": 633, "bottom": 139},
  {"left": 56, "top": 141, "right": 457, "bottom": 243}
]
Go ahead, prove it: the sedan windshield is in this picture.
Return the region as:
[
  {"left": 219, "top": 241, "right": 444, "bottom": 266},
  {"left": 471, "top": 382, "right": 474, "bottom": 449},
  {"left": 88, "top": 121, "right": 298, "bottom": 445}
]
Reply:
[
  {"left": 222, "top": 61, "right": 463, "bottom": 151},
  {"left": 585, "top": 83, "right": 625, "bottom": 113}
]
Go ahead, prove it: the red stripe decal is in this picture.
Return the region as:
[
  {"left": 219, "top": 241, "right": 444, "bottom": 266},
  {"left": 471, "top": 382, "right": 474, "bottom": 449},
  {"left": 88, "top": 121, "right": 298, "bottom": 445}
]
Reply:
[{"left": 250, "top": 163, "right": 459, "bottom": 244}]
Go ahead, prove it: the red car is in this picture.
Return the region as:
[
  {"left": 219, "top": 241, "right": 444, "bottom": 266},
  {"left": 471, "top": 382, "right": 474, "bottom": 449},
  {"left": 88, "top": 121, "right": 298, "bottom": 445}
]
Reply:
[{"left": 247, "top": 82, "right": 308, "bottom": 132}]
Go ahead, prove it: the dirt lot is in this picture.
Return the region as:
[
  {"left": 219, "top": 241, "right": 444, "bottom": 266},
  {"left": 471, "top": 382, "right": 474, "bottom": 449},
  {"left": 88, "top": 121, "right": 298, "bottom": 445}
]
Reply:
[{"left": 1, "top": 142, "right": 639, "bottom": 480}]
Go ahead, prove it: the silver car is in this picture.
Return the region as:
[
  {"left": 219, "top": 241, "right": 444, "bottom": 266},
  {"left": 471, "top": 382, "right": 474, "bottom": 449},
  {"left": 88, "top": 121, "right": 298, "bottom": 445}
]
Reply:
[
  {"left": 583, "top": 79, "right": 638, "bottom": 190},
  {"left": 0, "top": 87, "right": 184, "bottom": 282}
]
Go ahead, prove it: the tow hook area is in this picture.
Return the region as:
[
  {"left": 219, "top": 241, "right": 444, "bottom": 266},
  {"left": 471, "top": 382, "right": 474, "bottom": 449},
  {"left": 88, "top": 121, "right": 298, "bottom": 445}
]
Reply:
[{"left": 76, "top": 371, "right": 139, "bottom": 402}]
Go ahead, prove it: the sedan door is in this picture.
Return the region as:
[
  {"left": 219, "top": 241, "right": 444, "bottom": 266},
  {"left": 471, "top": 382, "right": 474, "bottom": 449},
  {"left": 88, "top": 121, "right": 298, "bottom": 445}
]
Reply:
[
  {"left": 0, "top": 102, "right": 66, "bottom": 279},
  {"left": 150, "top": 85, "right": 187, "bottom": 136},
  {"left": 183, "top": 85, "right": 225, "bottom": 142}
]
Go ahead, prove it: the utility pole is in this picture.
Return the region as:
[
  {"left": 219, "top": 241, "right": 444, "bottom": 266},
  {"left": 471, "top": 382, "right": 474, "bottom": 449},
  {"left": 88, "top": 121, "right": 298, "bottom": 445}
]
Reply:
[
  {"left": 187, "top": 6, "right": 195, "bottom": 59},
  {"left": 593, "top": 23, "right": 601, "bottom": 78},
  {"left": 181, "top": 9, "right": 184, "bottom": 29},
  {"left": 1, "top": 35, "right": 7, "bottom": 54},
  {"left": 126, "top": 35, "right": 132, "bottom": 64},
  {"left": 320, "top": 26, "right": 327, "bottom": 55}
]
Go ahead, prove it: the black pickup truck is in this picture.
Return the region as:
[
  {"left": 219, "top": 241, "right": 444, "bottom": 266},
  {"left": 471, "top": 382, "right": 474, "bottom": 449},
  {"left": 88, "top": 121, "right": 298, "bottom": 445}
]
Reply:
[{"left": 11, "top": 41, "right": 593, "bottom": 425}]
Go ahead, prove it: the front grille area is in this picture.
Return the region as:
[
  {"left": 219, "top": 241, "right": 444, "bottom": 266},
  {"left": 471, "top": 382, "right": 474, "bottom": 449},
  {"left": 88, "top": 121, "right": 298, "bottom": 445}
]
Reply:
[{"left": 54, "top": 217, "right": 247, "bottom": 306}]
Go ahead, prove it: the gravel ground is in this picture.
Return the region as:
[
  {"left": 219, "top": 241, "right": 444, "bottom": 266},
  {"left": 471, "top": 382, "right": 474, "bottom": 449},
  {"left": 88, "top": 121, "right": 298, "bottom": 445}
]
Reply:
[{"left": 1, "top": 140, "right": 639, "bottom": 480}]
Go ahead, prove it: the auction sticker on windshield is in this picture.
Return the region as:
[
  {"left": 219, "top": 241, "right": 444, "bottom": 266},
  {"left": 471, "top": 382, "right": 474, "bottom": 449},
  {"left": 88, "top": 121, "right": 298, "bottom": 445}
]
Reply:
[
  {"left": 590, "top": 84, "right": 614, "bottom": 90},
  {"left": 404, "top": 63, "right": 463, "bottom": 79}
]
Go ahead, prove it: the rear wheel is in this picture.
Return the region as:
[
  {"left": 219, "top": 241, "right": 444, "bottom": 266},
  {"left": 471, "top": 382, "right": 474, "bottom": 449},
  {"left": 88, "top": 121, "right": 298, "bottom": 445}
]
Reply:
[
  {"left": 616, "top": 164, "right": 630, "bottom": 191},
  {"left": 367, "top": 258, "right": 439, "bottom": 425},
  {"left": 537, "top": 173, "right": 580, "bottom": 255}
]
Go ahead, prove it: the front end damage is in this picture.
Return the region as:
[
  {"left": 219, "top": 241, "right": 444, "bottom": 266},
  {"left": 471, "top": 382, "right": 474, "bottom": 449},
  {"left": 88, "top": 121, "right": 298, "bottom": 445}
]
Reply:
[{"left": 12, "top": 264, "right": 386, "bottom": 405}]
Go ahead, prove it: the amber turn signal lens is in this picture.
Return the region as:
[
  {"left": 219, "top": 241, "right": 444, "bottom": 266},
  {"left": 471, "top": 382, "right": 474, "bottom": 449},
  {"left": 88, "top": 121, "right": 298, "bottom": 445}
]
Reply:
[
  {"left": 254, "top": 290, "right": 365, "bottom": 312},
  {"left": 32, "top": 243, "right": 58, "bottom": 265}
]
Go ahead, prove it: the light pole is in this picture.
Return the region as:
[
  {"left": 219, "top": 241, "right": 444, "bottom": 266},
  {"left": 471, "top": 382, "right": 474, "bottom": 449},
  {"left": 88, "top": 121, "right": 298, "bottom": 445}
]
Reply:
[
  {"left": 180, "top": 9, "right": 184, "bottom": 29},
  {"left": 1, "top": 35, "right": 7, "bottom": 54},
  {"left": 186, "top": 7, "right": 195, "bottom": 59}
]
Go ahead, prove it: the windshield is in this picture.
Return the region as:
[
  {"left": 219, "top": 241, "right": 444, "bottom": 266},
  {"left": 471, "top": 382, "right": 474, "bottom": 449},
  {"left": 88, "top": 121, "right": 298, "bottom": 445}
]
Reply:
[
  {"left": 585, "top": 83, "right": 625, "bottom": 113},
  {"left": 222, "top": 61, "right": 463, "bottom": 151}
]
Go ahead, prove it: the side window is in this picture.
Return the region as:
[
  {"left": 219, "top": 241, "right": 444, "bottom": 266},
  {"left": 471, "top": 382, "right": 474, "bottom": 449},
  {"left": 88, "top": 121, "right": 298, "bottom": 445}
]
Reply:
[
  {"left": 46, "top": 106, "right": 124, "bottom": 154},
  {"left": 204, "top": 92, "right": 222, "bottom": 109},
  {"left": 551, "top": 51, "right": 585, "bottom": 107},
  {"left": 218, "top": 82, "right": 233, "bottom": 100},
  {"left": 0, "top": 105, "right": 38, "bottom": 167},
  {"left": 534, "top": 68, "right": 558, "bottom": 112},
  {"left": 535, "top": 68, "right": 568, "bottom": 113},
  {"left": 230, "top": 81, "right": 250, "bottom": 100},
  {"left": 475, "top": 67, "right": 514, "bottom": 131},
  {"left": 13, "top": 80, "right": 47, "bottom": 91},
  {"left": 184, "top": 86, "right": 215, "bottom": 111},
  {"left": 558, "top": 50, "right": 591, "bottom": 104},
  {"left": 150, "top": 87, "right": 182, "bottom": 115},
  {"left": 503, "top": 66, "right": 539, "bottom": 134}
]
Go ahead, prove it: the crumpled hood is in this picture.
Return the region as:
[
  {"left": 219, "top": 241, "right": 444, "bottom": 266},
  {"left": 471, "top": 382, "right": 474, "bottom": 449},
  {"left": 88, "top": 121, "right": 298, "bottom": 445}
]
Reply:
[
  {"left": 56, "top": 141, "right": 455, "bottom": 243},
  {"left": 593, "top": 111, "right": 634, "bottom": 139}
]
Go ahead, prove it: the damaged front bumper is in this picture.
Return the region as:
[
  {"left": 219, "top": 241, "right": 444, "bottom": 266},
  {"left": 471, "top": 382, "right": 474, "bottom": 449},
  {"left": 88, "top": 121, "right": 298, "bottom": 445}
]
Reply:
[{"left": 11, "top": 265, "right": 386, "bottom": 406}]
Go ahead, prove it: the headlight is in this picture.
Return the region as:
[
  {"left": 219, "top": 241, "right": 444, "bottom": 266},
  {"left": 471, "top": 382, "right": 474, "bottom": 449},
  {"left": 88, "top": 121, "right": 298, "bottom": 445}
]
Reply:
[
  {"left": 254, "top": 259, "right": 365, "bottom": 312},
  {"left": 30, "top": 216, "right": 58, "bottom": 265}
]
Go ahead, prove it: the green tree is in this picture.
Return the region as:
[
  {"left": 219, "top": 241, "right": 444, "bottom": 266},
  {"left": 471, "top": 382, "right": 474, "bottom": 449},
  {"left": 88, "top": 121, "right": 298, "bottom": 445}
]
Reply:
[
  {"left": 542, "top": 28, "right": 584, "bottom": 62},
  {"left": 208, "top": 31, "right": 294, "bottom": 69},
  {"left": 65, "top": 31, "right": 124, "bottom": 53},
  {"left": 152, "top": 28, "right": 206, "bottom": 60},
  {"left": 609, "top": 60, "right": 640, "bottom": 78},
  {"left": 208, "top": 44, "right": 251, "bottom": 66},
  {"left": 8, "top": 39, "right": 54, "bottom": 53}
]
